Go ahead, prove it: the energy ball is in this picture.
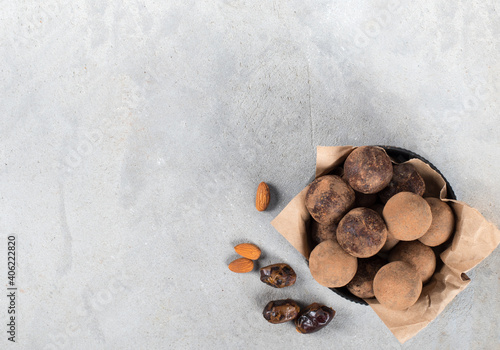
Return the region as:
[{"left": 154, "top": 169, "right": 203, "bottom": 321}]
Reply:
[
  {"left": 419, "top": 198, "right": 455, "bottom": 247},
  {"left": 337, "top": 208, "right": 388, "bottom": 258},
  {"left": 380, "top": 231, "right": 400, "bottom": 253},
  {"left": 310, "top": 220, "right": 338, "bottom": 245},
  {"left": 309, "top": 240, "right": 358, "bottom": 288},
  {"left": 382, "top": 192, "right": 432, "bottom": 241},
  {"left": 346, "top": 256, "right": 386, "bottom": 299},
  {"left": 373, "top": 261, "right": 422, "bottom": 310},
  {"left": 305, "top": 175, "right": 355, "bottom": 225},
  {"left": 344, "top": 146, "right": 393, "bottom": 194},
  {"left": 389, "top": 241, "right": 436, "bottom": 284},
  {"left": 379, "top": 163, "right": 426, "bottom": 203}
]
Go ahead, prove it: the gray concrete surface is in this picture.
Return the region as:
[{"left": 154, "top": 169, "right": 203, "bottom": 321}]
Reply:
[{"left": 1, "top": 1, "right": 499, "bottom": 349}]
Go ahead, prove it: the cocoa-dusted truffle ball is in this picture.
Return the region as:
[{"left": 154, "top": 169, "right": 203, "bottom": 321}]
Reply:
[
  {"left": 337, "top": 208, "right": 388, "bottom": 258},
  {"left": 373, "top": 261, "right": 422, "bottom": 310},
  {"left": 382, "top": 192, "right": 432, "bottom": 241},
  {"left": 419, "top": 198, "right": 455, "bottom": 247},
  {"left": 346, "top": 256, "right": 386, "bottom": 298},
  {"left": 389, "top": 241, "right": 436, "bottom": 283},
  {"left": 309, "top": 240, "right": 357, "bottom": 288},
  {"left": 379, "top": 163, "right": 426, "bottom": 203},
  {"left": 380, "top": 232, "right": 399, "bottom": 253},
  {"left": 305, "top": 175, "right": 355, "bottom": 225},
  {"left": 344, "top": 146, "right": 393, "bottom": 194},
  {"left": 310, "top": 220, "right": 338, "bottom": 245}
]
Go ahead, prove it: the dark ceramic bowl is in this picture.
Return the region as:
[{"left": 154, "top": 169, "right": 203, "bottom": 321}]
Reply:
[{"left": 309, "top": 146, "right": 457, "bottom": 306}]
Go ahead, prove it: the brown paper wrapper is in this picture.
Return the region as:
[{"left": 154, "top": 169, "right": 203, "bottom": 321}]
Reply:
[{"left": 271, "top": 146, "right": 500, "bottom": 343}]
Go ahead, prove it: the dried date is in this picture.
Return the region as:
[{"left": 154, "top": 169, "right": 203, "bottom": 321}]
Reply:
[
  {"left": 259, "top": 263, "right": 297, "bottom": 288},
  {"left": 295, "top": 303, "right": 335, "bottom": 334},
  {"left": 262, "top": 299, "right": 300, "bottom": 324}
]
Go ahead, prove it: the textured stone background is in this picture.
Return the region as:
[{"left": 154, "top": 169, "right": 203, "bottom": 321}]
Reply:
[{"left": 1, "top": 1, "right": 499, "bottom": 349}]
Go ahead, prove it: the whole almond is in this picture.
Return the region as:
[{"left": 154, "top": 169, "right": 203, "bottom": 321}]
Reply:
[
  {"left": 234, "top": 243, "right": 261, "bottom": 260},
  {"left": 256, "top": 182, "right": 270, "bottom": 211},
  {"left": 228, "top": 258, "right": 254, "bottom": 273}
]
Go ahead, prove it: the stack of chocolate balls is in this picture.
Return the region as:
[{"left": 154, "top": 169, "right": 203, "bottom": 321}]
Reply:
[{"left": 306, "top": 146, "right": 455, "bottom": 310}]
